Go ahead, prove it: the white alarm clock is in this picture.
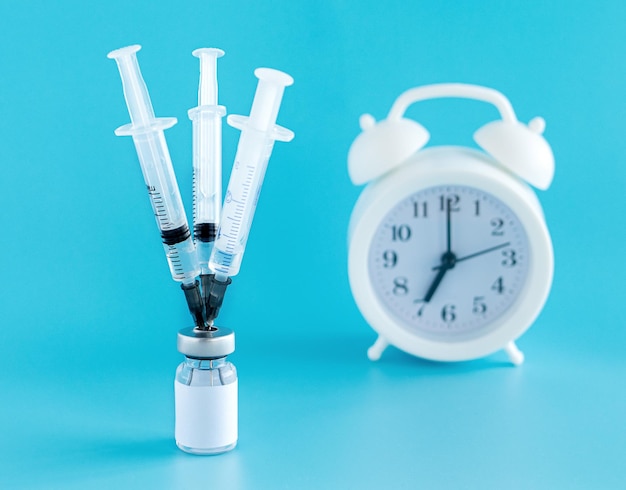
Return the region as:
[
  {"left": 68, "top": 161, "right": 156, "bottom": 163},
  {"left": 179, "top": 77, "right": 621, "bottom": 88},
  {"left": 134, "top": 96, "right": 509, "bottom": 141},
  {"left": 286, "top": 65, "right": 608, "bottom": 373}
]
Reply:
[{"left": 347, "top": 84, "right": 554, "bottom": 365}]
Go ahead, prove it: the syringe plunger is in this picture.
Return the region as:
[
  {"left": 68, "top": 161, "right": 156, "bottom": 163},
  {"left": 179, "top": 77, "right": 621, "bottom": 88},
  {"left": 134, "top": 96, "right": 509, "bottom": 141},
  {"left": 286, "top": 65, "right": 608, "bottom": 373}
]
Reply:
[
  {"left": 248, "top": 68, "right": 293, "bottom": 132},
  {"left": 108, "top": 45, "right": 155, "bottom": 128},
  {"left": 193, "top": 48, "right": 224, "bottom": 106}
]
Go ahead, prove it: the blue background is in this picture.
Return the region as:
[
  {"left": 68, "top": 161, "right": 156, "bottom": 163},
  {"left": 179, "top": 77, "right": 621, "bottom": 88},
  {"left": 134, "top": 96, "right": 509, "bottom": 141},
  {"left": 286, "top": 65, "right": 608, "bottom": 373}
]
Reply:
[{"left": 1, "top": 1, "right": 624, "bottom": 488}]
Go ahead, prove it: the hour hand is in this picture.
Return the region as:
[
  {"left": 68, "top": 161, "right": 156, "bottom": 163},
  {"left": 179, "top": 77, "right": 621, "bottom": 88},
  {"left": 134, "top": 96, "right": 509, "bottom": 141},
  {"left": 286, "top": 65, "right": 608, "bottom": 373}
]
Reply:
[
  {"left": 423, "top": 265, "right": 448, "bottom": 303},
  {"left": 413, "top": 265, "right": 448, "bottom": 317},
  {"left": 421, "top": 251, "right": 456, "bottom": 303}
]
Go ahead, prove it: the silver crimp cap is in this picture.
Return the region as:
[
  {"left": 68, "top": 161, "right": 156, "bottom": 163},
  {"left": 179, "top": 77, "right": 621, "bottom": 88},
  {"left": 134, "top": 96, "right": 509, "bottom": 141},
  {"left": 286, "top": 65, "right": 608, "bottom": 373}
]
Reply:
[{"left": 177, "top": 326, "right": 235, "bottom": 359}]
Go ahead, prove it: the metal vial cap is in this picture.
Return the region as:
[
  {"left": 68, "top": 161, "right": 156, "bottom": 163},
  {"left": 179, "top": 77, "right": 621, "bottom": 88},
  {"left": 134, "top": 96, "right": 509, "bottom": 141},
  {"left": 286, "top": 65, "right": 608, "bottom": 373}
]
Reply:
[{"left": 177, "top": 326, "right": 235, "bottom": 359}]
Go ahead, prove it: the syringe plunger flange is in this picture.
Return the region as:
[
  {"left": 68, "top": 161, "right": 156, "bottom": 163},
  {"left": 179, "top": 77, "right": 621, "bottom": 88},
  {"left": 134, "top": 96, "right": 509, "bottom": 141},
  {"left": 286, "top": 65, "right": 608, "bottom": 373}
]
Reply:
[
  {"left": 226, "top": 68, "right": 294, "bottom": 142},
  {"left": 109, "top": 44, "right": 177, "bottom": 135}
]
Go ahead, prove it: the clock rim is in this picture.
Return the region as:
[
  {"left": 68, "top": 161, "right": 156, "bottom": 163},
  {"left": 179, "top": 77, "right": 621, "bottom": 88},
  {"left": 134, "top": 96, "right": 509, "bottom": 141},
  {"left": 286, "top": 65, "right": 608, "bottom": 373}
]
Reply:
[{"left": 348, "top": 146, "right": 554, "bottom": 361}]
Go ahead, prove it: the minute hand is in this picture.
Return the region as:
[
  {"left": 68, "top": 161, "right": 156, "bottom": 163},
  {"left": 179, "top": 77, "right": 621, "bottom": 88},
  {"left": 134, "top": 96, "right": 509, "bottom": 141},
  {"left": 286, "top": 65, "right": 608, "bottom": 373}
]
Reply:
[{"left": 432, "top": 242, "right": 510, "bottom": 270}]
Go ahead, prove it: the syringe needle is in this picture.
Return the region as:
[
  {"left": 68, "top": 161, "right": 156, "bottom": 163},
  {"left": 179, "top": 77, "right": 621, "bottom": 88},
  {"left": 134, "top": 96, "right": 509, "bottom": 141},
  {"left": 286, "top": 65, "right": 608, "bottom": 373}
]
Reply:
[
  {"left": 204, "top": 274, "right": 232, "bottom": 325},
  {"left": 109, "top": 45, "right": 204, "bottom": 328},
  {"left": 182, "top": 281, "right": 205, "bottom": 327},
  {"left": 206, "top": 68, "right": 294, "bottom": 322}
]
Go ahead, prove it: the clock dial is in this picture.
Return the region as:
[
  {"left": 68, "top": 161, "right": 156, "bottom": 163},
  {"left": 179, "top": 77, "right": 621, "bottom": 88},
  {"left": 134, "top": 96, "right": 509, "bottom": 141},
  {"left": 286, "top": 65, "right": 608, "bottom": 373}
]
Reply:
[{"left": 368, "top": 185, "right": 530, "bottom": 341}]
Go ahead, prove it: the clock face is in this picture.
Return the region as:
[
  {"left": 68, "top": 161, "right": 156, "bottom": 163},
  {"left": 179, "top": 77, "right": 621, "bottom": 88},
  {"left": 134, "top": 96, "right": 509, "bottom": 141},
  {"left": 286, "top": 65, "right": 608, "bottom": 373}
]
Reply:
[{"left": 368, "top": 184, "right": 530, "bottom": 342}]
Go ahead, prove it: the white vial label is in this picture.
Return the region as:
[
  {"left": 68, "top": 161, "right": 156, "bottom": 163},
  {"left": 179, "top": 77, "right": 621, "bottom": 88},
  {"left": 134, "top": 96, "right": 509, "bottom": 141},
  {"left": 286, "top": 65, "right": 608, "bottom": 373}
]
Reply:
[{"left": 175, "top": 379, "right": 238, "bottom": 451}]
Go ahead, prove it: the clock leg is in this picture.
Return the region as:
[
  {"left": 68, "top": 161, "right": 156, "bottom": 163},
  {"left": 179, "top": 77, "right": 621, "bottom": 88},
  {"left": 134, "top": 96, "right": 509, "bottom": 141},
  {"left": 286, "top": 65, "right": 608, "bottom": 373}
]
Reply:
[
  {"left": 504, "top": 341, "right": 524, "bottom": 366},
  {"left": 367, "top": 335, "right": 389, "bottom": 361}
]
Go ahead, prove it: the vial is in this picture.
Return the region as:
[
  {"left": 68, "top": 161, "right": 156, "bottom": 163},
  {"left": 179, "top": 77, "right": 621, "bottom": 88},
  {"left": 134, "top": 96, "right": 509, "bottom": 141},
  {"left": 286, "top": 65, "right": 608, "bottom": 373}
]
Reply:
[{"left": 174, "top": 326, "right": 238, "bottom": 455}]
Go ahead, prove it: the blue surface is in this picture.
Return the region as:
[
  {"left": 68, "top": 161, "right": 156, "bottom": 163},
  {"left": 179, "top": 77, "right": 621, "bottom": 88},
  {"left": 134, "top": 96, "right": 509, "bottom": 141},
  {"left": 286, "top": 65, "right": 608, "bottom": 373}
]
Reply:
[{"left": 1, "top": 1, "right": 625, "bottom": 488}]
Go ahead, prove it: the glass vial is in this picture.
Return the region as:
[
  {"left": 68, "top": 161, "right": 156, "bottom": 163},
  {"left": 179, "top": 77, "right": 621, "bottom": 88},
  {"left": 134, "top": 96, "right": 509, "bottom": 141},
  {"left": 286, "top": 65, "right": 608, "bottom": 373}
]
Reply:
[{"left": 175, "top": 326, "right": 237, "bottom": 455}]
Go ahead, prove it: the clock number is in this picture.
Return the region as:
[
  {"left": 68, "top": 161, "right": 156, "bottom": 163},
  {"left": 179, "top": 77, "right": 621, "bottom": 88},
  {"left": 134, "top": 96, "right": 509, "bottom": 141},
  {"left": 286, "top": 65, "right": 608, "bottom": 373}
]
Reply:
[
  {"left": 439, "top": 194, "right": 460, "bottom": 212},
  {"left": 392, "top": 225, "right": 411, "bottom": 242},
  {"left": 502, "top": 249, "right": 517, "bottom": 267},
  {"left": 393, "top": 277, "right": 409, "bottom": 296},
  {"left": 441, "top": 304, "right": 456, "bottom": 323},
  {"left": 474, "top": 200, "right": 480, "bottom": 216},
  {"left": 491, "top": 217, "right": 505, "bottom": 236},
  {"left": 473, "top": 296, "right": 487, "bottom": 314},
  {"left": 382, "top": 250, "right": 398, "bottom": 268},
  {"left": 491, "top": 276, "right": 504, "bottom": 294},
  {"left": 413, "top": 201, "right": 428, "bottom": 218},
  {"left": 414, "top": 300, "right": 426, "bottom": 317}
]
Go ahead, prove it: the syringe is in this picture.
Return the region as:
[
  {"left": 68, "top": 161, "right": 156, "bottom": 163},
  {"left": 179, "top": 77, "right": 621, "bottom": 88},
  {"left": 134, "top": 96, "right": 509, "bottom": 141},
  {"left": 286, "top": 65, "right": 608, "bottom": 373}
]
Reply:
[
  {"left": 108, "top": 45, "right": 204, "bottom": 328},
  {"left": 205, "top": 68, "right": 294, "bottom": 323},
  {"left": 187, "top": 48, "right": 227, "bottom": 311}
]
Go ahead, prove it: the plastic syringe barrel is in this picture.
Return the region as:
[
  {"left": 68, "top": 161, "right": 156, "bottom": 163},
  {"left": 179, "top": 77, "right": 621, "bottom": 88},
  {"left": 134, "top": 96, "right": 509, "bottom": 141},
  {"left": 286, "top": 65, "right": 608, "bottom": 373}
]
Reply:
[
  {"left": 188, "top": 48, "right": 226, "bottom": 274},
  {"left": 109, "top": 45, "right": 199, "bottom": 285},
  {"left": 209, "top": 68, "right": 294, "bottom": 280}
]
